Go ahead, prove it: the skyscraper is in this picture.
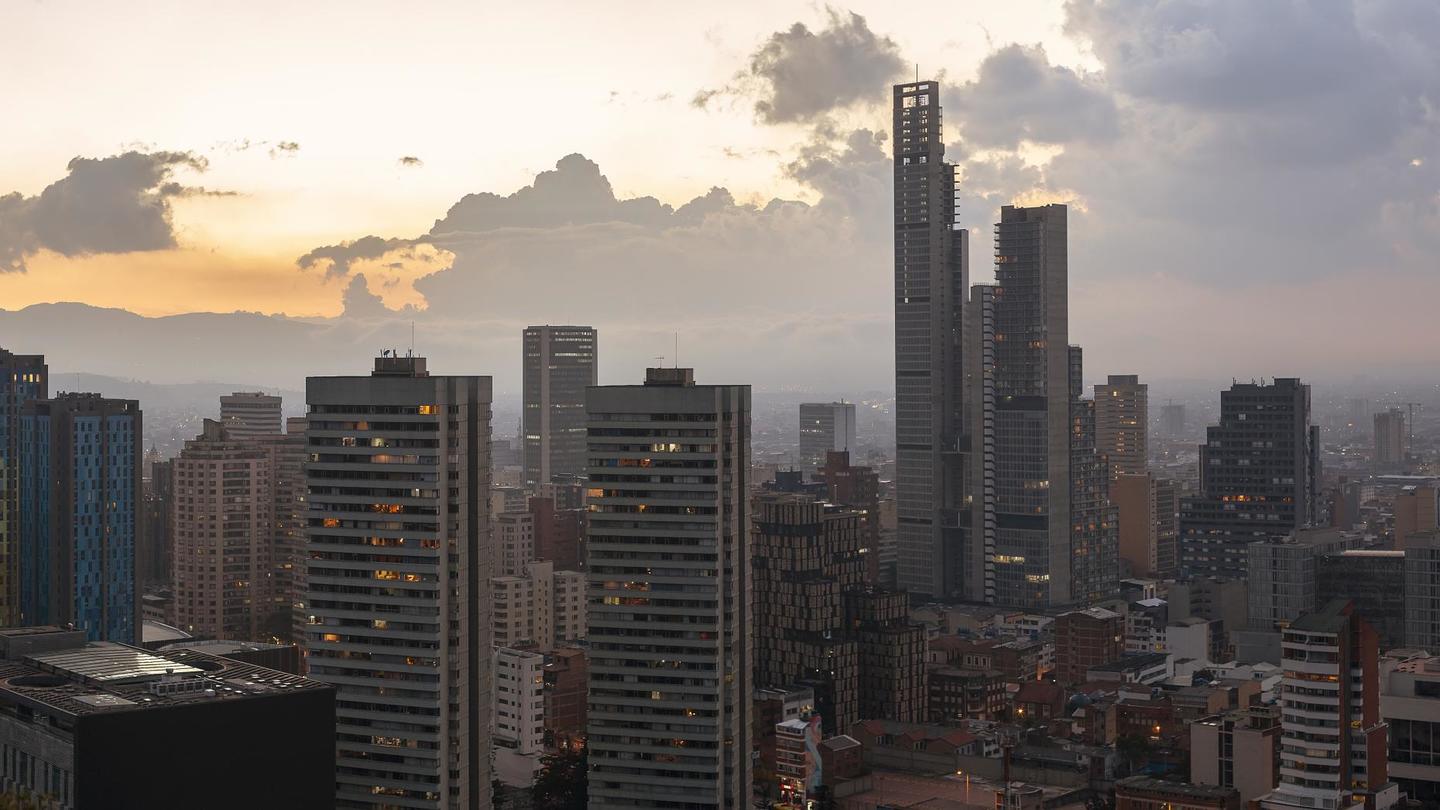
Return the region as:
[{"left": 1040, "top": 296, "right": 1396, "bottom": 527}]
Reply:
[
  {"left": 1160, "top": 402, "right": 1186, "bottom": 440},
  {"left": 1095, "top": 374, "right": 1148, "bottom": 478},
  {"left": 304, "top": 354, "right": 492, "bottom": 809},
  {"left": 1180, "top": 378, "right": 1319, "bottom": 581},
  {"left": 522, "top": 325, "right": 597, "bottom": 487},
  {"left": 1375, "top": 407, "right": 1406, "bottom": 473},
  {"left": 0, "top": 347, "right": 47, "bottom": 626},
  {"left": 18, "top": 393, "right": 141, "bottom": 642},
  {"left": 968, "top": 204, "right": 1116, "bottom": 608},
  {"left": 220, "top": 391, "right": 283, "bottom": 440},
  {"left": 797, "top": 402, "right": 856, "bottom": 470},
  {"left": 173, "top": 419, "right": 274, "bottom": 640},
  {"left": 1114, "top": 473, "right": 1178, "bottom": 579},
  {"left": 892, "top": 80, "right": 970, "bottom": 600},
  {"left": 585, "top": 367, "right": 752, "bottom": 809}
]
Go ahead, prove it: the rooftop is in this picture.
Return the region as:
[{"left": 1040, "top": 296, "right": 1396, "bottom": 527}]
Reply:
[
  {"left": 1090, "top": 652, "right": 1171, "bottom": 672},
  {"left": 1115, "top": 775, "right": 1239, "bottom": 800},
  {"left": 0, "top": 635, "right": 327, "bottom": 718}
]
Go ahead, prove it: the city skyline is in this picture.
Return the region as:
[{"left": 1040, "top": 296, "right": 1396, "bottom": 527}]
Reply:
[{"left": 3, "top": 1, "right": 1438, "bottom": 392}]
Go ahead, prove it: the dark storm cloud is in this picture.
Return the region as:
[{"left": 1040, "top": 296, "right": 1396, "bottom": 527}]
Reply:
[
  {"left": 0, "top": 150, "right": 211, "bottom": 272},
  {"left": 696, "top": 8, "right": 905, "bottom": 124},
  {"left": 944, "top": 44, "right": 1117, "bottom": 149}
]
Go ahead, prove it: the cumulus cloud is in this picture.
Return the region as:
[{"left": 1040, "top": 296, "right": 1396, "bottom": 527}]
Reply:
[
  {"left": 297, "top": 235, "right": 419, "bottom": 279},
  {"left": 696, "top": 8, "right": 905, "bottom": 124},
  {"left": 0, "top": 150, "right": 212, "bottom": 272},
  {"left": 944, "top": 44, "right": 1117, "bottom": 149},
  {"left": 269, "top": 141, "right": 300, "bottom": 158},
  {"left": 398, "top": 156, "right": 424, "bottom": 168}
]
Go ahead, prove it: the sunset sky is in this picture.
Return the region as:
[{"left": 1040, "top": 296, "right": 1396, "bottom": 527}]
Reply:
[{"left": 1, "top": 0, "right": 1437, "bottom": 389}]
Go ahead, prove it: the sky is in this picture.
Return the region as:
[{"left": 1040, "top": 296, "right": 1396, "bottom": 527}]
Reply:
[{"left": 1, "top": 0, "right": 1437, "bottom": 392}]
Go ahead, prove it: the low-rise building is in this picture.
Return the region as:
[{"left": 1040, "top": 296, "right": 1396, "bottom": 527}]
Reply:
[
  {"left": 1190, "top": 706, "right": 1281, "bottom": 802},
  {"left": 1115, "top": 775, "right": 1240, "bottom": 810},
  {"left": 1381, "top": 650, "right": 1440, "bottom": 804}
]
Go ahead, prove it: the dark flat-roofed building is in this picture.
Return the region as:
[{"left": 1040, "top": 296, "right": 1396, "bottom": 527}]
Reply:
[
  {"left": 0, "top": 626, "right": 333, "bottom": 809},
  {"left": 1115, "top": 775, "right": 1240, "bottom": 810}
]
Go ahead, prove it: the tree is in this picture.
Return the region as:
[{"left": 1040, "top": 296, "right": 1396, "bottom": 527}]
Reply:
[{"left": 531, "top": 746, "right": 587, "bottom": 810}]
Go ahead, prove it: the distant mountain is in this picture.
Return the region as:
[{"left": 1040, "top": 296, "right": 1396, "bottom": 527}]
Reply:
[{"left": 47, "top": 372, "right": 303, "bottom": 415}]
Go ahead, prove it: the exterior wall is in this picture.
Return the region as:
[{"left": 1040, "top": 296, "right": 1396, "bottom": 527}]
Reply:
[
  {"left": 1095, "top": 375, "right": 1148, "bottom": 478},
  {"left": 1055, "top": 609, "right": 1123, "bottom": 686},
  {"left": 0, "top": 349, "right": 48, "bottom": 627},
  {"left": 521, "top": 325, "right": 597, "bottom": 487},
  {"left": 219, "top": 391, "right": 283, "bottom": 440},
  {"left": 494, "top": 647, "right": 545, "bottom": 755},
  {"left": 798, "top": 402, "right": 856, "bottom": 470},
  {"left": 495, "top": 511, "right": 535, "bottom": 577},
  {"left": 304, "top": 359, "right": 492, "bottom": 809}
]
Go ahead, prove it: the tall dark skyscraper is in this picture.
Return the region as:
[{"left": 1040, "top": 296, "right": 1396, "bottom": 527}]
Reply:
[
  {"left": 522, "top": 325, "right": 598, "bottom": 488},
  {"left": 966, "top": 205, "right": 1115, "bottom": 608},
  {"left": 892, "top": 80, "right": 969, "bottom": 599},
  {"left": 18, "top": 393, "right": 142, "bottom": 642},
  {"left": 1180, "top": 378, "right": 1320, "bottom": 580},
  {"left": 0, "top": 348, "right": 47, "bottom": 627},
  {"left": 585, "top": 367, "right": 752, "bottom": 809}
]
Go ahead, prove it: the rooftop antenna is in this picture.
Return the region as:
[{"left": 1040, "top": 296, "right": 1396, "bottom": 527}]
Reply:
[
  {"left": 674, "top": 332, "right": 679, "bottom": 369},
  {"left": 409, "top": 321, "right": 415, "bottom": 358},
  {"left": 915, "top": 63, "right": 919, "bottom": 82}
]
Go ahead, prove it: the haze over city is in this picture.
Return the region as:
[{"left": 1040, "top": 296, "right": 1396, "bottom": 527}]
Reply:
[{"left": 3, "top": 0, "right": 1437, "bottom": 392}]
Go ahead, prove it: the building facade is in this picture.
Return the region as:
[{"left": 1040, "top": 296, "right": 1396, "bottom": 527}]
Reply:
[
  {"left": 0, "top": 348, "right": 47, "bottom": 627},
  {"left": 522, "top": 325, "right": 597, "bottom": 487},
  {"left": 1054, "top": 607, "right": 1123, "bottom": 686},
  {"left": 1190, "top": 706, "right": 1282, "bottom": 802},
  {"left": 1115, "top": 473, "right": 1178, "bottom": 578},
  {"left": 219, "top": 391, "right": 283, "bottom": 439},
  {"left": 18, "top": 393, "right": 141, "bottom": 643},
  {"left": 1374, "top": 408, "right": 1406, "bottom": 473},
  {"left": 584, "top": 367, "right": 752, "bottom": 808},
  {"left": 1095, "top": 374, "right": 1148, "bottom": 478},
  {"left": 797, "top": 402, "right": 856, "bottom": 470},
  {"left": 891, "top": 80, "right": 971, "bottom": 600},
  {"left": 304, "top": 355, "right": 492, "bottom": 809},
  {"left": 1181, "top": 379, "right": 1319, "bottom": 581}
]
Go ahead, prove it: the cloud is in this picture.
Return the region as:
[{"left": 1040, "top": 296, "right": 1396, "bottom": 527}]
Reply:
[
  {"left": 341, "top": 273, "right": 393, "bottom": 318},
  {"left": 297, "top": 235, "right": 417, "bottom": 279},
  {"left": 944, "top": 44, "right": 1117, "bottom": 149},
  {"left": 697, "top": 8, "right": 905, "bottom": 124},
  {"left": 269, "top": 141, "right": 300, "bottom": 158},
  {"left": 0, "top": 150, "right": 212, "bottom": 272},
  {"left": 398, "top": 156, "right": 424, "bottom": 168}
]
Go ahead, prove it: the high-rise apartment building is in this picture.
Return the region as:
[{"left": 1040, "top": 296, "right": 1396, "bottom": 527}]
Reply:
[
  {"left": 1405, "top": 531, "right": 1440, "bottom": 652},
  {"left": 220, "top": 391, "right": 283, "bottom": 440},
  {"left": 493, "top": 646, "right": 546, "bottom": 785},
  {"left": 1395, "top": 485, "right": 1438, "bottom": 548},
  {"left": 304, "top": 354, "right": 492, "bottom": 809},
  {"left": 1257, "top": 600, "right": 1397, "bottom": 810},
  {"left": 585, "top": 367, "right": 751, "bottom": 809},
  {"left": 846, "top": 588, "right": 927, "bottom": 724},
  {"left": 892, "top": 80, "right": 971, "bottom": 600},
  {"left": 797, "top": 402, "right": 856, "bottom": 470},
  {"left": 1319, "top": 550, "right": 1406, "bottom": 651},
  {"left": 1180, "top": 379, "right": 1319, "bottom": 581},
  {"left": 140, "top": 456, "right": 174, "bottom": 589},
  {"left": 1095, "top": 374, "right": 1148, "bottom": 478},
  {"left": 817, "top": 450, "right": 885, "bottom": 584},
  {"left": 490, "top": 560, "right": 585, "bottom": 652},
  {"left": 529, "top": 495, "right": 585, "bottom": 571},
  {"left": 967, "top": 204, "right": 1116, "bottom": 608},
  {"left": 17, "top": 393, "right": 141, "bottom": 643},
  {"left": 0, "top": 348, "right": 47, "bottom": 626},
  {"left": 522, "top": 325, "right": 597, "bottom": 487},
  {"left": 1115, "top": 473, "right": 1178, "bottom": 578},
  {"left": 1161, "top": 402, "right": 1187, "bottom": 440},
  {"left": 495, "top": 510, "right": 535, "bottom": 577},
  {"left": 1375, "top": 408, "right": 1406, "bottom": 473},
  {"left": 172, "top": 419, "right": 274, "bottom": 640},
  {"left": 258, "top": 416, "right": 308, "bottom": 643}
]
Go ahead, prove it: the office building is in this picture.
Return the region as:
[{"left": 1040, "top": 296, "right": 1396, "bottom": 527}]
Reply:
[
  {"left": 522, "top": 325, "right": 597, "bottom": 487},
  {"left": 966, "top": 205, "right": 1117, "bottom": 607},
  {"left": 1405, "top": 531, "right": 1440, "bottom": 651},
  {"left": 1161, "top": 402, "right": 1186, "bottom": 440},
  {"left": 139, "top": 457, "right": 173, "bottom": 589},
  {"left": 304, "top": 354, "right": 492, "bottom": 809},
  {"left": 0, "top": 626, "right": 334, "bottom": 810},
  {"left": 585, "top": 367, "right": 751, "bottom": 808},
  {"left": 752, "top": 494, "right": 862, "bottom": 735},
  {"left": 18, "top": 393, "right": 141, "bottom": 643},
  {"left": 1380, "top": 651, "right": 1440, "bottom": 804},
  {"left": 1395, "top": 485, "right": 1438, "bottom": 548},
  {"left": 797, "top": 402, "right": 856, "bottom": 470},
  {"left": 1246, "top": 540, "right": 1319, "bottom": 633},
  {"left": 816, "top": 450, "right": 885, "bottom": 584},
  {"left": 1115, "top": 473, "right": 1178, "bottom": 578},
  {"left": 1180, "top": 379, "right": 1319, "bottom": 581},
  {"left": 493, "top": 646, "right": 546, "bottom": 786},
  {"left": 219, "top": 391, "right": 283, "bottom": 440},
  {"left": 1055, "top": 607, "right": 1124, "bottom": 686},
  {"left": 891, "top": 80, "right": 971, "bottom": 600},
  {"left": 1191, "top": 706, "right": 1282, "bottom": 802},
  {"left": 1318, "top": 550, "right": 1406, "bottom": 650},
  {"left": 0, "top": 348, "right": 47, "bottom": 626},
  {"left": 1375, "top": 408, "right": 1406, "bottom": 473},
  {"left": 1257, "top": 600, "right": 1397, "bottom": 810},
  {"left": 172, "top": 419, "right": 274, "bottom": 640},
  {"left": 542, "top": 647, "right": 588, "bottom": 748},
  {"left": 1095, "top": 374, "right": 1148, "bottom": 478}
]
